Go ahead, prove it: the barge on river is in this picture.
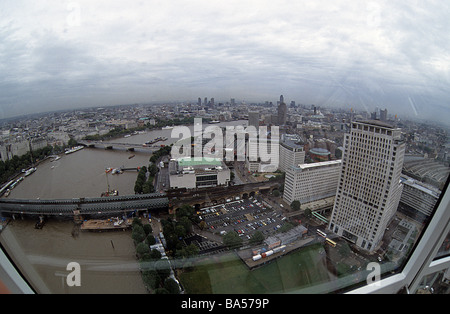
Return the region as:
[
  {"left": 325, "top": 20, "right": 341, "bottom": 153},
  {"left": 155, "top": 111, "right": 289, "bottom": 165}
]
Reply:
[{"left": 81, "top": 217, "right": 132, "bottom": 231}]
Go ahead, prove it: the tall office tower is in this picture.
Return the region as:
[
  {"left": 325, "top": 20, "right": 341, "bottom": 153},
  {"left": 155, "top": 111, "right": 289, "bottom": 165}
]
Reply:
[
  {"left": 328, "top": 120, "right": 406, "bottom": 251},
  {"left": 204, "top": 97, "right": 208, "bottom": 106},
  {"left": 198, "top": 98, "right": 202, "bottom": 106},
  {"left": 231, "top": 98, "right": 235, "bottom": 106},
  {"left": 279, "top": 134, "right": 305, "bottom": 172},
  {"left": 280, "top": 94, "right": 284, "bottom": 104},
  {"left": 210, "top": 98, "right": 215, "bottom": 107},
  {"left": 278, "top": 102, "right": 287, "bottom": 125},
  {"left": 380, "top": 108, "right": 388, "bottom": 121}
]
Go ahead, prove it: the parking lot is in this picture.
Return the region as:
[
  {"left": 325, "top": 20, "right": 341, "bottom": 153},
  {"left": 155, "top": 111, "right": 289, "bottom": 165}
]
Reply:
[{"left": 198, "top": 197, "right": 288, "bottom": 241}]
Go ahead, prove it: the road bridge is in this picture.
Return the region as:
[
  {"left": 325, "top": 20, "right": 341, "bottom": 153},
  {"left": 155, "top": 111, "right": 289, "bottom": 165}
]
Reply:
[
  {"left": 0, "top": 193, "right": 169, "bottom": 220},
  {"left": 78, "top": 140, "right": 163, "bottom": 152}
]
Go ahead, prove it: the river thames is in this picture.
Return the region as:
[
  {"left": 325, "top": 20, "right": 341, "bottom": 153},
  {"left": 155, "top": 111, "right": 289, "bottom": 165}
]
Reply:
[{"left": 0, "top": 120, "right": 247, "bottom": 293}]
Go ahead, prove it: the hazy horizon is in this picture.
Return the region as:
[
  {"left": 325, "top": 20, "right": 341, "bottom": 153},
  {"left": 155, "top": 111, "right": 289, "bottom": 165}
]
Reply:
[{"left": 1, "top": 1, "right": 449, "bottom": 124}]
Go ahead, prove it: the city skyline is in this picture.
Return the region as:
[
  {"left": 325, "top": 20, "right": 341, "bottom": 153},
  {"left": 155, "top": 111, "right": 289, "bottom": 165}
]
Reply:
[{"left": 1, "top": 1, "right": 449, "bottom": 124}]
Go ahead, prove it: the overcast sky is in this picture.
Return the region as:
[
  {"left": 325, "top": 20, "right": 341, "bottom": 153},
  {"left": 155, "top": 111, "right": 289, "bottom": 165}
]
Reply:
[{"left": 0, "top": 0, "right": 449, "bottom": 124}]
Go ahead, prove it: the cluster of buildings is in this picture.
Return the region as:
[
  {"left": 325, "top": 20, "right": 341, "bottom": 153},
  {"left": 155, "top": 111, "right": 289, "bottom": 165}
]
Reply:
[
  {"left": 282, "top": 119, "right": 444, "bottom": 252},
  {"left": 1, "top": 96, "right": 448, "bottom": 254}
]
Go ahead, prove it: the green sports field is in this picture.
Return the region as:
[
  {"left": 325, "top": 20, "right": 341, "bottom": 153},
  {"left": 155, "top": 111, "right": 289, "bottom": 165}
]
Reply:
[{"left": 179, "top": 243, "right": 331, "bottom": 294}]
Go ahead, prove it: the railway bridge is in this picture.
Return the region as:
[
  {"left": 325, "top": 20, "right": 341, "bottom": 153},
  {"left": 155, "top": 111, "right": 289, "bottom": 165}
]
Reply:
[
  {"left": 167, "top": 181, "right": 282, "bottom": 210},
  {"left": 0, "top": 181, "right": 282, "bottom": 221},
  {"left": 0, "top": 193, "right": 169, "bottom": 221}
]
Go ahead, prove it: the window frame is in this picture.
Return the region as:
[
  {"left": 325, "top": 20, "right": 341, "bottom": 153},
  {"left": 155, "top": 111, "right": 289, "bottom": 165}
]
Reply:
[
  {"left": 348, "top": 182, "right": 450, "bottom": 294},
  {"left": 1, "top": 182, "right": 449, "bottom": 294}
]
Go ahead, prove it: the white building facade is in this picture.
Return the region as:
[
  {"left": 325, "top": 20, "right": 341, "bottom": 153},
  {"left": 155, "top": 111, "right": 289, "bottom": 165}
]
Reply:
[
  {"left": 279, "top": 134, "right": 305, "bottom": 173},
  {"left": 169, "top": 157, "right": 230, "bottom": 190},
  {"left": 329, "top": 120, "right": 406, "bottom": 251},
  {"left": 400, "top": 175, "right": 441, "bottom": 217},
  {"left": 283, "top": 160, "right": 341, "bottom": 205}
]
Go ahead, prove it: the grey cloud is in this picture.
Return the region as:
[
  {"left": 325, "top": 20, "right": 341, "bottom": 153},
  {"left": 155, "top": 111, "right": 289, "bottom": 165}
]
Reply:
[{"left": 0, "top": 0, "right": 449, "bottom": 123}]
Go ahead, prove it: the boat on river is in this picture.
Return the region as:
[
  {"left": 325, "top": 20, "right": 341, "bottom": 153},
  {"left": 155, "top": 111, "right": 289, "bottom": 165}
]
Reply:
[
  {"left": 24, "top": 167, "right": 36, "bottom": 176},
  {"left": 65, "top": 146, "right": 84, "bottom": 155}
]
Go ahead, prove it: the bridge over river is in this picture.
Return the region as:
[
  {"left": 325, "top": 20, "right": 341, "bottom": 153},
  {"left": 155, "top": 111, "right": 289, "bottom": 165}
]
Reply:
[
  {"left": 0, "top": 180, "right": 283, "bottom": 220},
  {"left": 0, "top": 193, "right": 169, "bottom": 219},
  {"left": 78, "top": 140, "right": 163, "bottom": 152}
]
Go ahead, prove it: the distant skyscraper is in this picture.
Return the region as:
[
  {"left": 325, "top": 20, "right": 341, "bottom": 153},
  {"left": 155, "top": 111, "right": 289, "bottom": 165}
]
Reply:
[
  {"left": 280, "top": 95, "right": 284, "bottom": 104},
  {"left": 380, "top": 108, "right": 388, "bottom": 121},
  {"left": 204, "top": 97, "right": 208, "bottom": 106},
  {"left": 329, "top": 120, "right": 405, "bottom": 251},
  {"left": 278, "top": 101, "right": 287, "bottom": 125},
  {"left": 231, "top": 98, "right": 235, "bottom": 106},
  {"left": 198, "top": 98, "right": 201, "bottom": 106}
]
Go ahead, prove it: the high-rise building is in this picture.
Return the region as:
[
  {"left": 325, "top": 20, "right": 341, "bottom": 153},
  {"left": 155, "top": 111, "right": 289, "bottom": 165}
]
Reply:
[
  {"left": 329, "top": 120, "right": 406, "bottom": 251},
  {"left": 380, "top": 108, "right": 388, "bottom": 121},
  {"left": 279, "top": 134, "right": 305, "bottom": 172},
  {"left": 278, "top": 101, "right": 287, "bottom": 125}
]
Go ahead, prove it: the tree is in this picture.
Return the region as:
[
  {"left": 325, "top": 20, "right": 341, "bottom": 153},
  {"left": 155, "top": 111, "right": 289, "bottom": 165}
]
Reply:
[
  {"left": 272, "top": 189, "right": 280, "bottom": 197},
  {"left": 149, "top": 248, "right": 162, "bottom": 260},
  {"left": 142, "top": 270, "right": 160, "bottom": 290},
  {"left": 178, "top": 216, "right": 192, "bottom": 235},
  {"left": 136, "top": 242, "right": 149, "bottom": 258},
  {"left": 279, "top": 222, "right": 294, "bottom": 233},
  {"left": 175, "top": 225, "right": 186, "bottom": 238},
  {"left": 164, "top": 278, "right": 180, "bottom": 294},
  {"left": 154, "top": 288, "right": 169, "bottom": 294},
  {"left": 199, "top": 220, "right": 207, "bottom": 230},
  {"left": 143, "top": 224, "right": 153, "bottom": 235},
  {"left": 249, "top": 231, "right": 264, "bottom": 245},
  {"left": 68, "top": 137, "right": 78, "bottom": 147},
  {"left": 148, "top": 163, "right": 158, "bottom": 176},
  {"left": 146, "top": 234, "right": 156, "bottom": 246},
  {"left": 142, "top": 180, "right": 155, "bottom": 193},
  {"left": 223, "top": 231, "right": 243, "bottom": 249},
  {"left": 132, "top": 225, "right": 146, "bottom": 243},
  {"left": 132, "top": 217, "right": 143, "bottom": 227},
  {"left": 154, "top": 259, "right": 171, "bottom": 282},
  {"left": 290, "top": 200, "right": 301, "bottom": 211},
  {"left": 304, "top": 208, "right": 312, "bottom": 218}
]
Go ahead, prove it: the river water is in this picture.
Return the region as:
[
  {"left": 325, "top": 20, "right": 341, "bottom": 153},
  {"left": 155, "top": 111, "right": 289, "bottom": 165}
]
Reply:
[{"left": 0, "top": 120, "right": 247, "bottom": 293}]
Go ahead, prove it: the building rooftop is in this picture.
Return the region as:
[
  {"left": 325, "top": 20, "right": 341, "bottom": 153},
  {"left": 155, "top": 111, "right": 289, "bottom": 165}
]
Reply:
[
  {"left": 354, "top": 119, "right": 395, "bottom": 129},
  {"left": 400, "top": 175, "right": 441, "bottom": 198},
  {"left": 298, "top": 160, "right": 342, "bottom": 170},
  {"left": 177, "top": 157, "right": 222, "bottom": 168},
  {"left": 309, "top": 147, "right": 331, "bottom": 155}
]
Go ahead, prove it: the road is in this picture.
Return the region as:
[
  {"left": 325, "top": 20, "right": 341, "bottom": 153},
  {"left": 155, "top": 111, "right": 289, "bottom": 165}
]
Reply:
[{"left": 156, "top": 156, "right": 170, "bottom": 192}]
